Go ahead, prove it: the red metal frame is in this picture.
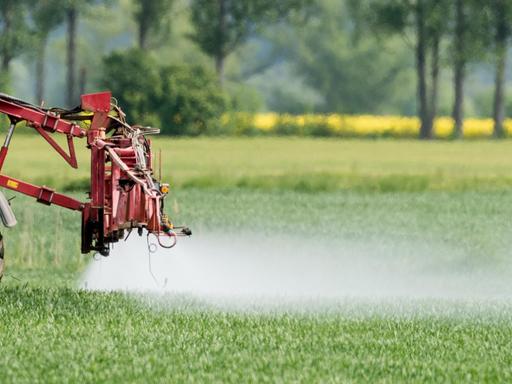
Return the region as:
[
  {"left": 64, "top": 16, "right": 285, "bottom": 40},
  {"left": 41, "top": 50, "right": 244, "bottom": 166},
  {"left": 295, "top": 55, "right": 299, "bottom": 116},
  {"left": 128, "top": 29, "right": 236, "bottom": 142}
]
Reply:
[
  {"left": 0, "top": 91, "right": 179, "bottom": 256},
  {"left": 0, "top": 97, "right": 86, "bottom": 210}
]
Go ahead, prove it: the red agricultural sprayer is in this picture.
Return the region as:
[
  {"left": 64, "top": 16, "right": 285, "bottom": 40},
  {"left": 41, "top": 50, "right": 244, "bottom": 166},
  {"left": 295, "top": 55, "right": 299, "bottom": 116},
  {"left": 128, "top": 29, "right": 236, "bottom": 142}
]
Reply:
[{"left": 0, "top": 91, "right": 191, "bottom": 279}]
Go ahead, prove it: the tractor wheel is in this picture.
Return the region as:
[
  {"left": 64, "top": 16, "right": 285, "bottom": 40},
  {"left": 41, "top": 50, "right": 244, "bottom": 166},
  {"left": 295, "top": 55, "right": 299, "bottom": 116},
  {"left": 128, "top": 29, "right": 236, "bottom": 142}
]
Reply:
[{"left": 0, "top": 233, "right": 4, "bottom": 281}]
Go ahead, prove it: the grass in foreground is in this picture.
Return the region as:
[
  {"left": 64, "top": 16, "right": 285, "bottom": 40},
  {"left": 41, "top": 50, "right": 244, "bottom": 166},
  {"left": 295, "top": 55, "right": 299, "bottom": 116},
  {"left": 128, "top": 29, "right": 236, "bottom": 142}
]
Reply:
[
  {"left": 1, "top": 287, "right": 512, "bottom": 383},
  {"left": 2, "top": 137, "right": 512, "bottom": 382}
]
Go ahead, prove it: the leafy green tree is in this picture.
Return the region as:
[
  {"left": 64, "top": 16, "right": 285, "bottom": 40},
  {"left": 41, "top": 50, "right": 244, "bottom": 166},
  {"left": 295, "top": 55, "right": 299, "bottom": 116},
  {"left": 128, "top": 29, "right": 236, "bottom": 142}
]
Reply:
[
  {"left": 452, "top": 0, "right": 466, "bottom": 137},
  {"left": 102, "top": 49, "right": 161, "bottom": 126},
  {"left": 62, "top": 0, "right": 111, "bottom": 106},
  {"left": 63, "top": 0, "right": 80, "bottom": 106},
  {"left": 448, "top": 0, "right": 512, "bottom": 138},
  {"left": 449, "top": 0, "right": 488, "bottom": 137},
  {"left": 488, "top": 0, "right": 512, "bottom": 138},
  {"left": 132, "top": 0, "right": 174, "bottom": 51},
  {"left": 189, "top": 0, "right": 306, "bottom": 86},
  {"left": 158, "top": 65, "right": 226, "bottom": 135},
  {"left": 273, "top": 0, "right": 412, "bottom": 114},
  {"left": 369, "top": 0, "right": 451, "bottom": 139},
  {"left": 102, "top": 49, "right": 226, "bottom": 135},
  {"left": 0, "top": 0, "right": 31, "bottom": 88},
  {"left": 30, "top": 0, "right": 65, "bottom": 103},
  {"left": 368, "top": 0, "right": 489, "bottom": 138},
  {"left": 424, "top": 0, "right": 450, "bottom": 137}
]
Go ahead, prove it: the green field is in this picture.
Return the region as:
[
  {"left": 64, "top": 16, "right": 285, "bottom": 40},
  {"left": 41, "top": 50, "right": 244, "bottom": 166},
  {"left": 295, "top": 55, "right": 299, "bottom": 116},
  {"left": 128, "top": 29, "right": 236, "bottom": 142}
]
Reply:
[
  {"left": 7, "top": 134, "right": 512, "bottom": 191},
  {"left": 2, "top": 288, "right": 512, "bottom": 383},
  {"left": 3, "top": 136, "right": 512, "bottom": 382}
]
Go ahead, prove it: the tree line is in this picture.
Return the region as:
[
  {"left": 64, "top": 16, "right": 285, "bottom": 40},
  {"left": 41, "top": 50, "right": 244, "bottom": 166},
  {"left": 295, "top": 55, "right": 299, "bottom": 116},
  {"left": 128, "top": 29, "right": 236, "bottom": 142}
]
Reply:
[
  {"left": 0, "top": 0, "right": 511, "bottom": 138},
  {"left": 361, "top": 0, "right": 512, "bottom": 138}
]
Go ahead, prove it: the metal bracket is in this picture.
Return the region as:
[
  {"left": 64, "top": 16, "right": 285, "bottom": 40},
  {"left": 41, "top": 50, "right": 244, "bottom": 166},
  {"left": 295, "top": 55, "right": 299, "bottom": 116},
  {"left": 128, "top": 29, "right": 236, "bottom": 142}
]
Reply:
[
  {"left": 42, "top": 113, "right": 59, "bottom": 132},
  {"left": 34, "top": 124, "right": 78, "bottom": 168},
  {"left": 37, "top": 186, "right": 55, "bottom": 206}
]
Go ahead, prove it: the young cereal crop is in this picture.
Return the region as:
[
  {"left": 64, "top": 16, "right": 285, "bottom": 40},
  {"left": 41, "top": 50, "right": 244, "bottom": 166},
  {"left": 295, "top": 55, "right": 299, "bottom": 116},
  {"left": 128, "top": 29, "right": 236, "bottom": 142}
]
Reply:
[{"left": 2, "top": 137, "right": 512, "bottom": 382}]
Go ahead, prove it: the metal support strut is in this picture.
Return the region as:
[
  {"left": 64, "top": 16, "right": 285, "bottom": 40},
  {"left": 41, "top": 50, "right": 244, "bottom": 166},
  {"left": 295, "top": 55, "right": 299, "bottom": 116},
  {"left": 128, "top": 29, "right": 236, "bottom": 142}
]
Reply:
[{"left": 0, "top": 122, "right": 16, "bottom": 171}]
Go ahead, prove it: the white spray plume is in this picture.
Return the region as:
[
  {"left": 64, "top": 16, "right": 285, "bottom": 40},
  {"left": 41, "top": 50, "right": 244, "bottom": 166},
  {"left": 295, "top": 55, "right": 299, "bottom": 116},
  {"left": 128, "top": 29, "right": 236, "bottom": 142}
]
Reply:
[{"left": 80, "top": 231, "right": 512, "bottom": 305}]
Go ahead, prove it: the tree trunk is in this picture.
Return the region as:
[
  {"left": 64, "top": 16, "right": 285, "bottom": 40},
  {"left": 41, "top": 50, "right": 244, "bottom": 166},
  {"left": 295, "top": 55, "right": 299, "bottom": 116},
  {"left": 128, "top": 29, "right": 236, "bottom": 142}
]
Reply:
[
  {"left": 0, "top": 3, "right": 13, "bottom": 73},
  {"left": 216, "top": 0, "right": 226, "bottom": 87},
  {"left": 452, "top": 63, "right": 465, "bottom": 138},
  {"left": 66, "top": 7, "right": 77, "bottom": 107},
  {"left": 416, "top": 1, "right": 430, "bottom": 139},
  {"left": 452, "top": 0, "right": 465, "bottom": 138},
  {"left": 35, "top": 35, "right": 47, "bottom": 104},
  {"left": 1, "top": 54, "right": 10, "bottom": 73},
  {"left": 215, "top": 55, "right": 225, "bottom": 87},
  {"left": 493, "top": 44, "right": 507, "bottom": 138},
  {"left": 427, "top": 34, "right": 440, "bottom": 137},
  {"left": 79, "top": 66, "right": 86, "bottom": 96},
  {"left": 138, "top": 4, "right": 148, "bottom": 50},
  {"left": 493, "top": 0, "right": 508, "bottom": 138},
  {"left": 138, "top": 24, "right": 148, "bottom": 50}
]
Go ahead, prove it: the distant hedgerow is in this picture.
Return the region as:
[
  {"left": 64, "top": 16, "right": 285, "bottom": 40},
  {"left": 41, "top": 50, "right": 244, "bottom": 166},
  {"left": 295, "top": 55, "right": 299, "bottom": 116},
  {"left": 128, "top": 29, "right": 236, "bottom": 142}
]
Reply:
[{"left": 102, "top": 48, "right": 227, "bottom": 135}]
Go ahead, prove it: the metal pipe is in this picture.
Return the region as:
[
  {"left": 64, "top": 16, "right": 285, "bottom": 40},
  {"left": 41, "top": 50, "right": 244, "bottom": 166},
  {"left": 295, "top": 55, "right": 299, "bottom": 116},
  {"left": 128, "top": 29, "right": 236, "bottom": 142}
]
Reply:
[
  {"left": 3, "top": 123, "right": 15, "bottom": 147},
  {"left": 0, "top": 123, "right": 15, "bottom": 171},
  {"left": 0, "top": 190, "right": 16, "bottom": 227},
  {"left": 158, "top": 149, "right": 162, "bottom": 182}
]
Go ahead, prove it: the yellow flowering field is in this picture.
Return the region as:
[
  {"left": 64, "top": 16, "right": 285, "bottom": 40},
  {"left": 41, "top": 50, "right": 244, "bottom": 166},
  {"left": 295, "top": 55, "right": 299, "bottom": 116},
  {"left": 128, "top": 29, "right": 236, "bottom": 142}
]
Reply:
[{"left": 222, "top": 113, "right": 512, "bottom": 138}]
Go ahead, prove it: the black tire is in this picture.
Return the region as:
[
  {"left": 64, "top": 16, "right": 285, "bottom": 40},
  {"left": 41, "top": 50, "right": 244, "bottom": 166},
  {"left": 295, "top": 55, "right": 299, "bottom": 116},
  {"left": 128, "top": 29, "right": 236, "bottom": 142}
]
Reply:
[{"left": 0, "top": 233, "right": 4, "bottom": 282}]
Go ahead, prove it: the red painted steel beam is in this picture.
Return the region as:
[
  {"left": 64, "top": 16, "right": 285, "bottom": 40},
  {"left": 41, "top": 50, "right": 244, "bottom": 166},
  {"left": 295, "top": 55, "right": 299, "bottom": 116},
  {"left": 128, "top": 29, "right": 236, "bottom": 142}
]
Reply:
[
  {"left": 0, "top": 99, "right": 86, "bottom": 138},
  {"left": 33, "top": 125, "right": 79, "bottom": 168},
  {"left": 0, "top": 175, "right": 84, "bottom": 211}
]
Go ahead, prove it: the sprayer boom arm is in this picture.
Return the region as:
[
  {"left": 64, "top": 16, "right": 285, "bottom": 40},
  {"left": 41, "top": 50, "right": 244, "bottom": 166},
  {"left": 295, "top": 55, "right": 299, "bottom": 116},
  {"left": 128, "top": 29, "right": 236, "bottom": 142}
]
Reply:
[
  {"left": 0, "top": 91, "right": 186, "bottom": 257},
  {"left": 0, "top": 94, "right": 86, "bottom": 137},
  {"left": 0, "top": 94, "right": 87, "bottom": 212}
]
